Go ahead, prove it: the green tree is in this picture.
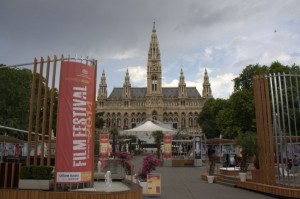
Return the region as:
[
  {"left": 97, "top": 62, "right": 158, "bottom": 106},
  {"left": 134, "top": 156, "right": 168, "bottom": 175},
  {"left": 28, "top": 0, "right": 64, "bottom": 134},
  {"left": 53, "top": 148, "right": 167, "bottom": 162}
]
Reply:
[
  {"left": 94, "top": 112, "right": 105, "bottom": 157},
  {"left": 234, "top": 132, "right": 258, "bottom": 172},
  {"left": 229, "top": 89, "right": 256, "bottom": 134},
  {"left": 233, "top": 64, "right": 268, "bottom": 91},
  {"left": 197, "top": 98, "right": 227, "bottom": 139},
  {"left": 95, "top": 112, "right": 105, "bottom": 129},
  {"left": 152, "top": 130, "right": 164, "bottom": 159},
  {"left": 198, "top": 61, "right": 300, "bottom": 140},
  {"left": 0, "top": 66, "right": 58, "bottom": 140},
  {"left": 216, "top": 108, "right": 237, "bottom": 138}
]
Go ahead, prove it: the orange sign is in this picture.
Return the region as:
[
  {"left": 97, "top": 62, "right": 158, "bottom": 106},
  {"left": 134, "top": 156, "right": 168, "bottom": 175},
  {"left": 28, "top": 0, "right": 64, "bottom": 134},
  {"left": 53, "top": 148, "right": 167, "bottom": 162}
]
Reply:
[
  {"left": 164, "top": 136, "right": 172, "bottom": 159},
  {"left": 147, "top": 174, "right": 161, "bottom": 196},
  {"left": 100, "top": 134, "right": 109, "bottom": 159}
]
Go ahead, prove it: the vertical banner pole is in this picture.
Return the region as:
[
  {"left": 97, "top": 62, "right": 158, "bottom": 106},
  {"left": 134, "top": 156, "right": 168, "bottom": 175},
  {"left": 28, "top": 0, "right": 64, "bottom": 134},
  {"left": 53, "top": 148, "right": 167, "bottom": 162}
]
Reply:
[
  {"left": 33, "top": 57, "right": 44, "bottom": 166},
  {"left": 40, "top": 56, "right": 50, "bottom": 166},
  {"left": 47, "top": 55, "right": 57, "bottom": 166},
  {"left": 91, "top": 59, "right": 97, "bottom": 186},
  {"left": 27, "top": 58, "right": 37, "bottom": 166}
]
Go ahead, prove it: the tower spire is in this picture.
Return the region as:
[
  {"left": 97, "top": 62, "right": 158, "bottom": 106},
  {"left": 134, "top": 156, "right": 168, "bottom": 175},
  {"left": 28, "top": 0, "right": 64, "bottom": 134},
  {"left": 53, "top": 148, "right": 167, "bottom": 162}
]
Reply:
[
  {"left": 202, "top": 68, "right": 212, "bottom": 98},
  {"left": 147, "top": 21, "right": 162, "bottom": 96},
  {"left": 178, "top": 66, "right": 187, "bottom": 98},
  {"left": 97, "top": 69, "right": 107, "bottom": 107},
  {"left": 123, "top": 68, "right": 131, "bottom": 99}
]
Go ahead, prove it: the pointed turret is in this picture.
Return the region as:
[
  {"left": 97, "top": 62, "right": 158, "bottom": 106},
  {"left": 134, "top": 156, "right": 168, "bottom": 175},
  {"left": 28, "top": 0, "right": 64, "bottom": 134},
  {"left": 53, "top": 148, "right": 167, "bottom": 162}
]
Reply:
[
  {"left": 202, "top": 68, "right": 213, "bottom": 98},
  {"left": 178, "top": 67, "right": 187, "bottom": 98},
  {"left": 122, "top": 68, "right": 131, "bottom": 99}
]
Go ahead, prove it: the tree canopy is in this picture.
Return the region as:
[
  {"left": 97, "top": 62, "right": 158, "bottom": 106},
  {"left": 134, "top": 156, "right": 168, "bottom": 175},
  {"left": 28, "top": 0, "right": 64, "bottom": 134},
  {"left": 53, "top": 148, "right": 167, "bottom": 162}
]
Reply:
[
  {"left": 198, "top": 61, "right": 300, "bottom": 139},
  {"left": 0, "top": 66, "right": 58, "bottom": 140},
  {"left": 152, "top": 130, "right": 164, "bottom": 159}
]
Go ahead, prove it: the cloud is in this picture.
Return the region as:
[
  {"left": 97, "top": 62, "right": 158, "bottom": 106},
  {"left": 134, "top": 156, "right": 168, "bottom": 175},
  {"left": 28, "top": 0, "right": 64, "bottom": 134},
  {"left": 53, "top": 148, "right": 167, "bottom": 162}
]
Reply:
[
  {"left": 117, "top": 66, "right": 147, "bottom": 86},
  {"left": 111, "top": 49, "right": 141, "bottom": 60},
  {"left": 210, "top": 73, "right": 236, "bottom": 99}
]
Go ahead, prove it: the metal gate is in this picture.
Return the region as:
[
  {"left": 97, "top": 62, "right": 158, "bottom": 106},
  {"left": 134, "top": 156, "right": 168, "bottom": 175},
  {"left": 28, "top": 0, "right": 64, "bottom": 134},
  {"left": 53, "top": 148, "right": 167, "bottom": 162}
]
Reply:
[{"left": 254, "top": 73, "right": 300, "bottom": 187}]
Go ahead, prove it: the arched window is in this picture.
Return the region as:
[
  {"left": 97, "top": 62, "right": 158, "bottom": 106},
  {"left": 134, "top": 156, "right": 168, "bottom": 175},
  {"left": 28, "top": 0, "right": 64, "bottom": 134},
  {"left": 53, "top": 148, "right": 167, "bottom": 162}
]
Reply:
[
  {"left": 106, "top": 118, "right": 110, "bottom": 128},
  {"left": 181, "top": 117, "right": 186, "bottom": 128},
  {"left": 124, "top": 118, "right": 128, "bottom": 128},
  {"left": 152, "top": 110, "right": 157, "bottom": 121},
  {"left": 152, "top": 75, "right": 157, "bottom": 91},
  {"left": 189, "top": 117, "right": 193, "bottom": 127},
  {"left": 112, "top": 118, "right": 116, "bottom": 127}
]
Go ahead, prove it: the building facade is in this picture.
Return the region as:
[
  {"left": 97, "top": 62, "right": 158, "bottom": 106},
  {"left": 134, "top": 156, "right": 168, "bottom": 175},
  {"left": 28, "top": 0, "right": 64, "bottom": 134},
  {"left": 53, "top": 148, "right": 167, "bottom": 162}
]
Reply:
[{"left": 96, "top": 22, "right": 212, "bottom": 135}]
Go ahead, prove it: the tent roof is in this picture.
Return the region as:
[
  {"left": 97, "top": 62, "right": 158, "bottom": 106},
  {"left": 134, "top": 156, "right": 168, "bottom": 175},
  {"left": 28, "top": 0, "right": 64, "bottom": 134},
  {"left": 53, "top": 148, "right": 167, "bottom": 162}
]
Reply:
[
  {"left": 120, "top": 121, "right": 176, "bottom": 144},
  {"left": 122, "top": 121, "right": 175, "bottom": 134}
]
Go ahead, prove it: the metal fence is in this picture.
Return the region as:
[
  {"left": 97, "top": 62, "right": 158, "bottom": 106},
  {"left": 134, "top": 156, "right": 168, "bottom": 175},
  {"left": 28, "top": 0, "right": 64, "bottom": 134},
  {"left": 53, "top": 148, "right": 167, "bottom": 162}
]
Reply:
[{"left": 254, "top": 73, "right": 300, "bottom": 188}]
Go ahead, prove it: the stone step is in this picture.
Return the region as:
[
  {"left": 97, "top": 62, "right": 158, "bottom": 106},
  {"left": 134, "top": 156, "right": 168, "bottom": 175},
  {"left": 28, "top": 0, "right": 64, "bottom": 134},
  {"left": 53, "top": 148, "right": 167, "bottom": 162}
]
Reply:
[{"left": 215, "top": 174, "right": 239, "bottom": 187}]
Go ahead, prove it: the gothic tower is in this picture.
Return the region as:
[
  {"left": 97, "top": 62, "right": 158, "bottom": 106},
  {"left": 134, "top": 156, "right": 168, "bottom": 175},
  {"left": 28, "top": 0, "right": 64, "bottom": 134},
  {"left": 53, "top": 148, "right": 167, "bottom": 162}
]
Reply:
[
  {"left": 97, "top": 69, "right": 107, "bottom": 108},
  {"left": 122, "top": 68, "right": 131, "bottom": 107},
  {"left": 146, "top": 21, "right": 162, "bottom": 97},
  {"left": 202, "top": 68, "right": 212, "bottom": 98},
  {"left": 178, "top": 68, "right": 187, "bottom": 98}
]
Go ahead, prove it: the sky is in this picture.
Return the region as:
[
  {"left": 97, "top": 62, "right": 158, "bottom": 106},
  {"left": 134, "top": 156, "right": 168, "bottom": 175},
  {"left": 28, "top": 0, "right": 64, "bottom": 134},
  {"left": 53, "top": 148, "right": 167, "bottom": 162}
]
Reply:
[{"left": 1, "top": 0, "right": 300, "bottom": 99}]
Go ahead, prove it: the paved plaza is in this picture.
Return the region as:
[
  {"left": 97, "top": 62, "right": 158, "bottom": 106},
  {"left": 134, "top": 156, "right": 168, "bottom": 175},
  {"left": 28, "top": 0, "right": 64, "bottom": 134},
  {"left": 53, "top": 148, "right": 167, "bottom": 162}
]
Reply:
[{"left": 131, "top": 154, "right": 275, "bottom": 199}]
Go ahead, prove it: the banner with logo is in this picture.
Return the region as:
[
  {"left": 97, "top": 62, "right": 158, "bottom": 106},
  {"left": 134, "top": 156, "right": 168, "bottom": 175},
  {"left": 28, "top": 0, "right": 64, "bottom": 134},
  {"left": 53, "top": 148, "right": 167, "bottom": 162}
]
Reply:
[
  {"left": 55, "top": 61, "right": 96, "bottom": 183},
  {"left": 163, "top": 136, "right": 172, "bottom": 159},
  {"left": 100, "top": 134, "right": 109, "bottom": 160}
]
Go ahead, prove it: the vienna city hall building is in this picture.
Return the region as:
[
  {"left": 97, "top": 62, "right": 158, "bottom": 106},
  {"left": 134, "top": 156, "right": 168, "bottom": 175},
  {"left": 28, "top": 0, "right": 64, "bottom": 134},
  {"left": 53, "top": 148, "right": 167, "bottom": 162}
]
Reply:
[{"left": 96, "top": 22, "right": 213, "bottom": 135}]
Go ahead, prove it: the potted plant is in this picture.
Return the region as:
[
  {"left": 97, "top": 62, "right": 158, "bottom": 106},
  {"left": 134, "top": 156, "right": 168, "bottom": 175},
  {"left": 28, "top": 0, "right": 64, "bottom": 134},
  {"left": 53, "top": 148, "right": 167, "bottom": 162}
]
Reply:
[
  {"left": 207, "top": 147, "right": 216, "bottom": 183},
  {"left": 235, "top": 132, "right": 257, "bottom": 182},
  {"left": 115, "top": 151, "right": 132, "bottom": 180},
  {"left": 251, "top": 142, "right": 260, "bottom": 182},
  {"left": 19, "top": 165, "right": 54, "bottom": 190},
  {"left": 136, "top": 154, "right": 160, "bottom": 194}
]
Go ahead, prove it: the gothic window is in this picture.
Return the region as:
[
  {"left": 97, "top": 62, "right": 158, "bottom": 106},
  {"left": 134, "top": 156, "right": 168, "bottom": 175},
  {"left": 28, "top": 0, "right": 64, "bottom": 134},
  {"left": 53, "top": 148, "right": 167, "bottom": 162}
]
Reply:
[
  {"left": 152, "top": 110, "right": 157, "bottom": 121},
  {"left": 189, "top": 117, "right": 193, "bottom": 127},
  {"left": 152, "top": 75, "right": 157, "bottom": 91},
  {"left": 181, "top": 112, "right": 186, "bottom": 128},
  {"left": 163, "top": 112, "right": 167, "bottom": 122},
  {"left": 194, "top": 117, "right": 198, "bottom": 127},
  {"left": 112, "top": 118, "right": 116, "bottom": 127},
  {"left": 142, "top": 112, "right": 146, "bottom": 121},
  {"left": 124, "top": 118, "right": 128, "bottom": 128},
  {"left": 106, "top": 118, "right": 110, "bottom": 128},
  {"left": 181, "top": 117, "right": 186, "bottom": 128},
  {"left": 181, "top": 100, "right": 185, "bottom": 106},
  {"left": 117, "top": 118, "right": 121, "bottom": 127}
]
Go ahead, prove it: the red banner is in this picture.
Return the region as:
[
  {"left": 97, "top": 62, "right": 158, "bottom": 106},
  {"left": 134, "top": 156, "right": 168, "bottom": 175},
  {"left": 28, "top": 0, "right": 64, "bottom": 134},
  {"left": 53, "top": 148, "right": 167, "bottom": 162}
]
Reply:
[
  {"left": 164, "top": 136, "right": 172, "bottom": 159},
  {"left": 99, "top": 134, "right": 109, "bottom": 160},
  {"left": 55, "top": 61, "right": 96, "bottom": 183}
]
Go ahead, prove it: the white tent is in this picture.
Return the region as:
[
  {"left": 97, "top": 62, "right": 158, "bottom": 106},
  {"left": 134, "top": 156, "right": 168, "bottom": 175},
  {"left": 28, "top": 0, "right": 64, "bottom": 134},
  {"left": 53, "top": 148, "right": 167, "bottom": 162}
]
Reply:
[{"left": 120, "top": 120, "right": 176, "bottom": 143}]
